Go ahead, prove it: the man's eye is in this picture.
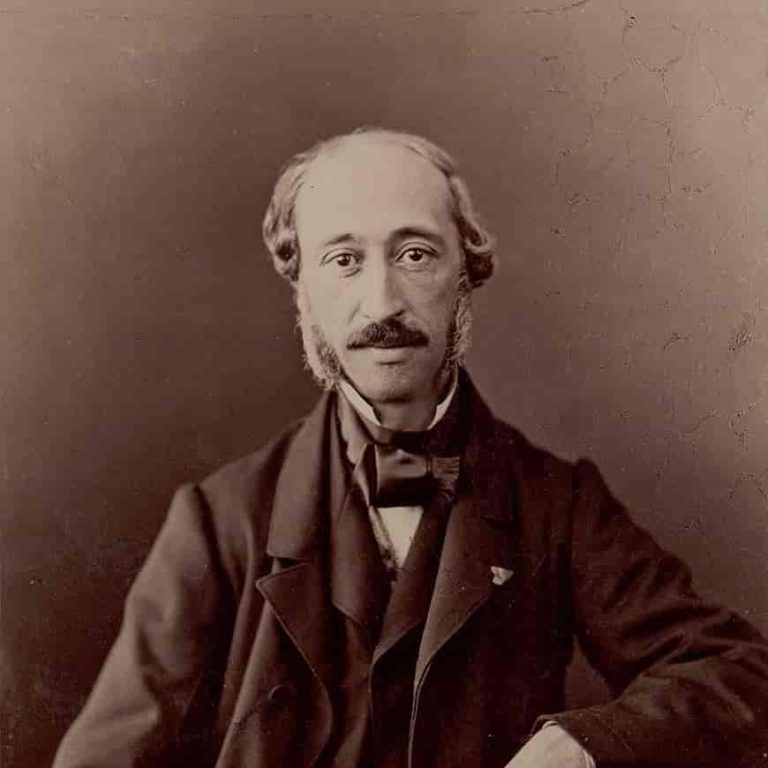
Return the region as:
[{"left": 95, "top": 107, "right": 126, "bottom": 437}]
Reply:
[
  {"left": 399, "top": 247, "right": 432, "bottom": 265},
  {"left": 325, "top": 252, "right": 358, "bottom": 269}
]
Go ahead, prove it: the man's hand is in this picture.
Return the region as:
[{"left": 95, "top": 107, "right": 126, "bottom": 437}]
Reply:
[{"left": 504, "top": 724, "right": 593, "bottom": 768}]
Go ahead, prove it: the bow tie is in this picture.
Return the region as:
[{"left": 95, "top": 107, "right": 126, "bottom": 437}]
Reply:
[
  {"left": 367, "top": 439, "right": 461, "bottom": 509},
  {"left": 335, "top": 382, "right": 465, "bottom": 509}
]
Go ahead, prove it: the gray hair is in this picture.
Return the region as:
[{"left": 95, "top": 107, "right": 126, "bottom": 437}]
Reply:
[{"left": 262, "top": 127, "right": 496, "bottom": 287}]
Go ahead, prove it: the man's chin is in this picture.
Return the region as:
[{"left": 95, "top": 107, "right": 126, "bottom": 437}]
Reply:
[{"left": 341, "top": 357, "right": 445, "bottom": 406}]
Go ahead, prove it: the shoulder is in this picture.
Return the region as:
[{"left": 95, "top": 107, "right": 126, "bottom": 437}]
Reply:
[
  {"left": 198, "top": 417, "right": 306, "bottom": 515},
  {"left": 464, "top": 373, "right": 581, "bottom": 500},
  {"left": 461, "top": 372, "right": 596, "bottom": 530},
  {"left": 483, "top": 410, "right": 612, "bottom": 532},
  {"left": 490, "top": 414, "right": 581, "bottom": 496},
  {"left": 165, "top": 416, "right": 309, "bottom": 584}
]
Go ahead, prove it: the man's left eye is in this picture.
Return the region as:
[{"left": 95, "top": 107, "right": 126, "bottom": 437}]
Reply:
[{"left": 399, "top": 247, "right": 431, "bottom": 264}]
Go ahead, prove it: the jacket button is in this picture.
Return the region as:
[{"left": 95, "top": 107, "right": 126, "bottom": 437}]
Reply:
[{"left": 267, "top": 684, "right": 291, "bottom": 707}]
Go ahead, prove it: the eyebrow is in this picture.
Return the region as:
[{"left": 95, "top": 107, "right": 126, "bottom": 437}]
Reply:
[
  {"left": 319, "top": 233, "right": 359, "bottom": 249},
  {"left": 388, "top": 227, "right": 448, "bottom": 249},
  {"left": 317, "top": 226, "right": 449, "bottom": 251}
]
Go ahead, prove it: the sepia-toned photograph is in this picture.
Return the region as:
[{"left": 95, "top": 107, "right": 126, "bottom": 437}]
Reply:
[{"left": 2, "top": 1, "right": 768, "bottom": 767}]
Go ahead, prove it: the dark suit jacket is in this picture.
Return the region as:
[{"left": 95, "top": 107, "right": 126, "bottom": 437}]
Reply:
[{"left": 53, "top": 380, "right": 768, "bottom": 768}]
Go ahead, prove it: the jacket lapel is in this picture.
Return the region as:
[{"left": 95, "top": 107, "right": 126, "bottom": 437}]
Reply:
[
  {"left": 329, "top": 479, "right": 391, "bottom": 641},
  {"left": 373, "top": 505, "right": 447, "bottom": 664},
  {"left": 255, "top": 391, "right": 336, "bottom": 687},
  {"left": 415, "top": 384, "right": 520, "bottom": 691}
]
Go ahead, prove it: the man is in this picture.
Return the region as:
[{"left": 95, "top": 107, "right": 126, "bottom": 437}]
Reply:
[{"left": 54, "top": 128, "right": 768, "bottom": 768}]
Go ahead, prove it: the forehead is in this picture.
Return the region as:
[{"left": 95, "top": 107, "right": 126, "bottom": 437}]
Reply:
[{"left": 293, "top": 138, "right": 456, "bottom": 248}]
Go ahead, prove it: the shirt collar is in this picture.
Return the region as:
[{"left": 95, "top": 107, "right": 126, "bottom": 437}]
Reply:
[{"left": 337, "top": 371, "right": 459, "bottom": 433}]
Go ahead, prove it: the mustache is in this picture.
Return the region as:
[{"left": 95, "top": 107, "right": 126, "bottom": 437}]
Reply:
[{"left": 347, "top": 318, "right": 429, "bottom": 350}]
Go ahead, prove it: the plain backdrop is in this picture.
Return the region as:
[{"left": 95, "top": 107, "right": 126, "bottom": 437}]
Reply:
[{"left": 1, "top": 1, "right": 767, "bottom": 766}]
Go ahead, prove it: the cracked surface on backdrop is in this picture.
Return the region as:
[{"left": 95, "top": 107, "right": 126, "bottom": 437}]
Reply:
[{"left": 449, "top": 1, "right": 768, "bottom": 614}]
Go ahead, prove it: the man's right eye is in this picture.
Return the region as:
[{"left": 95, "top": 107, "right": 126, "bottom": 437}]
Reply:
[{"left": 323, "top": 251, "right": 358, "bottom": 269}]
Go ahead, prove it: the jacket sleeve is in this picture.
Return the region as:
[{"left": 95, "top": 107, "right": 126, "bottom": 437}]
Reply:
[
  {"left": 52, "top": 483, "right": 233, "bottom": 768},
  {"left": 547, "top": 459, "right": 768, "bottom": 767}
]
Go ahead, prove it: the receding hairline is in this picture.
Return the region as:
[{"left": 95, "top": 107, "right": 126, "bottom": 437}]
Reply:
[
  {"left": 304, "top": 127, "right": 456, "bottom": 164},
  {"left": 294, "top": 134, "right": 458, "bottom": 228},
  {"left": 298, "top": 130, "right": 455, "bottom": 192}
]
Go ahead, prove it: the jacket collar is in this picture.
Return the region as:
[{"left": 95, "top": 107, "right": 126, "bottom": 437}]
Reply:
[
  {"left": 264, "top": 389, "right": 335, "bottom": 562},
  {"left": 459, "top": 372, "right": 518, "bottom": 525}
]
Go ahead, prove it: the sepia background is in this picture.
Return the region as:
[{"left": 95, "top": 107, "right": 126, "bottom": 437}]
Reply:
[{"left": 2, "top": 0, "right": 767, "bottom": 765}]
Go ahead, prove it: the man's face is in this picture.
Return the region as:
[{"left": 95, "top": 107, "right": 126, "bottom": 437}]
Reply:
[{"left": 293, "top": 138, "right": 466, "bottom": 407}]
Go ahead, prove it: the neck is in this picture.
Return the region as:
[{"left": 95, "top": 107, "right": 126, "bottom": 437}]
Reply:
[
  {"left": 356, "top": 368, "right": 455, "bottom": 432},
  {"left": 375, "top": 396, "right": 438, "bottom": 432}
]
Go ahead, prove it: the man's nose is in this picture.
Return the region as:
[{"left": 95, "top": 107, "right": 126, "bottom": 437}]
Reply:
[{"left": 359, "top": 258, "right": 405, "bottom": 321}]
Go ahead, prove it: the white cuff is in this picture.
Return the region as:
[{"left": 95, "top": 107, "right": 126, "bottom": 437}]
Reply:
[{"left": 540, "top": 721, "right": 596, "bottom": 768}]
